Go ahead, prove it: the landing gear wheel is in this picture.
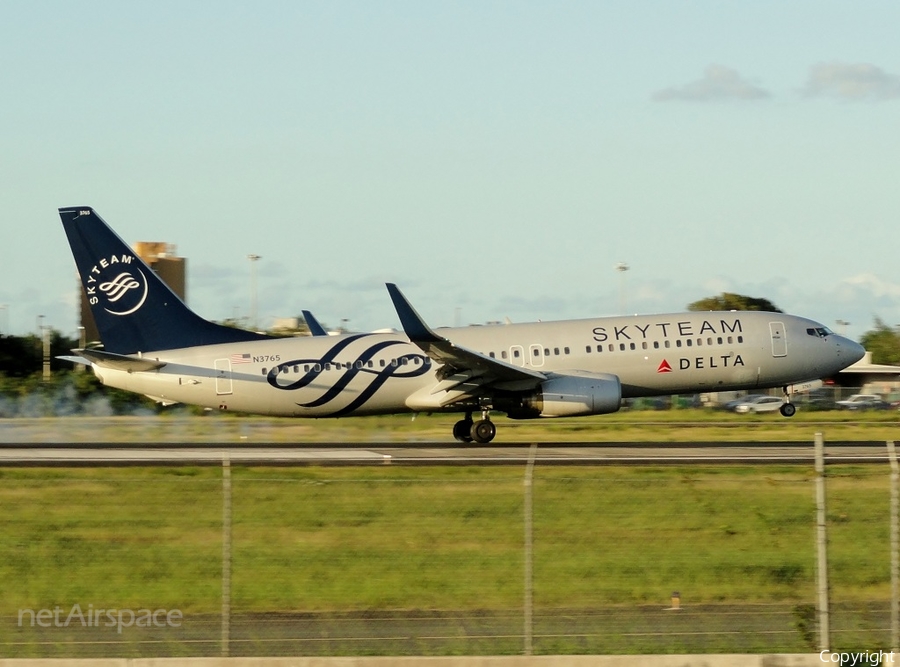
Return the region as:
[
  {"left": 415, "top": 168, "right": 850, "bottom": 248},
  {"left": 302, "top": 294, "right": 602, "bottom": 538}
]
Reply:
[
  {"left": 780, "top": 403, "right": 796, "bottom": 418},
  {"left": 470, "top": 419, "right": 497, "bottom": 444},
  {"left": 453, "top": 419, "right": 474, "bottom": 443}
]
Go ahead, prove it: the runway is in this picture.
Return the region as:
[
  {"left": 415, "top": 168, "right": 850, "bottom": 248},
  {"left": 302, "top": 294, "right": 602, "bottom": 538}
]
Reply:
[{"left": 0, "top": 441, "right": 893, "bottom": 465}]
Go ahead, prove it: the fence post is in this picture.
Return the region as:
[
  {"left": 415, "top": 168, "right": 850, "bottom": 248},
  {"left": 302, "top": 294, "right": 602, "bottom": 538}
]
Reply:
[
  {"left": 222, "top": 452, "right": 232, "bottom": 657},
  {"left": 888, "top": 441, "right": 899, "bottom": 653},
  {"left": 814, "top": 432, "right": 829, "bottom": 652},
  {"left": 524, "top": 443, "right": 537, "bottom": 656}
]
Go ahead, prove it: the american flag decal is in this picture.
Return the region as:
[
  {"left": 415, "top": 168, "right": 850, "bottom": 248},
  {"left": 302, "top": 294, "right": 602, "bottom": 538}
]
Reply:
[{"left": 231, "top": 353, "right": 251, "bottom": 364}]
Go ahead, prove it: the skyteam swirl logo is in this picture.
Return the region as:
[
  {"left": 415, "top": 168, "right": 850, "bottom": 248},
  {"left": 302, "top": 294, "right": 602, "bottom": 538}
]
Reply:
[
  {"left": 84, "top": 254, "right": 149, "bottom": 316},
  {"left": 101, "top": 272, "right": 141, "bottom": 302},
  {"left": 99, "top": 269, "right": 148, "bottom": 315},
  {"left": 267, "top": 334, "right": 431, "bottom": 416}
]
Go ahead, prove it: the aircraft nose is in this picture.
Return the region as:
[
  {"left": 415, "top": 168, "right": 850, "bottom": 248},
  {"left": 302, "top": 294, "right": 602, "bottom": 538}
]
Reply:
[{"left": 840, "top": 337, "right": 866, "bottom": 366}]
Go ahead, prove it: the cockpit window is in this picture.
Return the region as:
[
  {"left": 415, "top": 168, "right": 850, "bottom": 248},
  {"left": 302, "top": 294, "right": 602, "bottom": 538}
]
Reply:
[{"left": 807, "top": 327, "right": 833, "bottom": 338}]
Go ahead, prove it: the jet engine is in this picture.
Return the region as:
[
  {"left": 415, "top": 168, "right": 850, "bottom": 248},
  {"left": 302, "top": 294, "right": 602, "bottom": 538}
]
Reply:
[{"left": 496, "top": 371, "right": 622, "bottom": 419}]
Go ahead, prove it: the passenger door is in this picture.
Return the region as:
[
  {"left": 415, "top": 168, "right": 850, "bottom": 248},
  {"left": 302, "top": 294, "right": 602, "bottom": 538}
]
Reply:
[
  {"left": 215, "top": 358, "right": 233, "bottom": 395},
  {"left": 769, "top": 322, "right": 787, "bottom": 357}
]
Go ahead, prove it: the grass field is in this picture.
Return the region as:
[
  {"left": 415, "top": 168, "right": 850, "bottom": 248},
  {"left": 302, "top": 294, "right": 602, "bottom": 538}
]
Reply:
[
  {"left": 2, "top": 408, "right": 899, "bottom": 655},
  {"left": 0, "top": 462, "right": 896, "bottom": 655}
]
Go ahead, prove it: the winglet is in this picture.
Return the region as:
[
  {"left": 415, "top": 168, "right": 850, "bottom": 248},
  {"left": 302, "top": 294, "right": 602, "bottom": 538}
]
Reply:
[
  {"left": 301, "top": 310, "right": 328, "bottom": 336},
  {"left": 385, "top": 283, "right": 442, "bottom": 343}
]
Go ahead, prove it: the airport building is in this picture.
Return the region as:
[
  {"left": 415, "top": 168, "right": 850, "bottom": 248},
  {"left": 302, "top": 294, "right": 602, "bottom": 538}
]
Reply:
[{"left": 836, "top": 350, "right": 900, "bottom": 395}]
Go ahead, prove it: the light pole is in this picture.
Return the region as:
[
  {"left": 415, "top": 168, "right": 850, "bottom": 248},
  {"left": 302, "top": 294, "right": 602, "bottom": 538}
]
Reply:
[
  {"left": 616, "top": 262, "right": 630, "bottom": 314},
  {"left": 76, "top": 326, "right": 86, "bottom": 374},
  {"left": 36, "top": 315, "right": 49, "bottom": 382},
  {"left": 42, "top": 325, "right": 51, "bottom": 382},
  {"left": 835, "top": 319, "right": 850, "bottom": 336},
  {"left": 247, "top": 254, "right": 261, "bottom": 331}
]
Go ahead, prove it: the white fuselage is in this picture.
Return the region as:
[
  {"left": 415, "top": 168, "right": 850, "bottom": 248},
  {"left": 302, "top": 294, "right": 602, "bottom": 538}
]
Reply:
[{"left": 90, "top": 310, "right": 861, "bottom": 418}]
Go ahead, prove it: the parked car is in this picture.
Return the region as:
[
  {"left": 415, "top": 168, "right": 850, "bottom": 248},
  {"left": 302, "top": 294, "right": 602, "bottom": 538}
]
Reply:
[
  {"left": 804, "top": 388, "right": 836, "bottom": 411},
  {"left": 731, "top": 396, "right": 785, "bottom": 414},
  {"left": 835, "top": 394, "right": 889, "bottom": 410},
  {"left": 723, "top": 394, "right": 770, "bottom": 412}
]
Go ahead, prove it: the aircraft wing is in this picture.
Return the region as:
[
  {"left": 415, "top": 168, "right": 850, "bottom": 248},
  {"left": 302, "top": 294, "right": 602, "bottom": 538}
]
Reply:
[
  {"left": 68, "top": 348, "right": 167, "bottom": 372},
  {"left": 386, "top": 284, "right": 546, "bottom": 399}
]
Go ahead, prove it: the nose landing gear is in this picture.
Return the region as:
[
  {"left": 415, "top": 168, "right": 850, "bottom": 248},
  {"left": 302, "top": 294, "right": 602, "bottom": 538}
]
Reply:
[{"left": 780, "top": 386, "right": 797, "bottom": 417}]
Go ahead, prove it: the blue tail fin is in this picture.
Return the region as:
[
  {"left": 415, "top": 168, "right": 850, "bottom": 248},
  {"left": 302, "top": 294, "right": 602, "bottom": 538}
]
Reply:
[{"left": 59, "top": 206, "right": 271, "bottom": 354}]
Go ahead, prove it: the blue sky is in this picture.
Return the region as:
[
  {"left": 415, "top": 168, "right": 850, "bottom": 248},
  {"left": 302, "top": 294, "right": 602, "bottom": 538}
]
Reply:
[{"left": 2, "top": 2, "right": 898, "bottom": 342}]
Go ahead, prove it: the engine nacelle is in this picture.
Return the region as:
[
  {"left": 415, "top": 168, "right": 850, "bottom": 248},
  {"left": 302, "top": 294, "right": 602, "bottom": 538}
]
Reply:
[{"left": 497, "top": 371, "right": 622, "bottom": 419}]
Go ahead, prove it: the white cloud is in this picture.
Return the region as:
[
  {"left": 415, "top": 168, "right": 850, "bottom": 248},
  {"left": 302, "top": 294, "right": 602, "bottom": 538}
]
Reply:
[
  {"left": 801, "top": 62, "right": 900, "bottom": 101},
  {"left": 837, "top": 273, "right": 900, "bottom": 300},
  {"left": 653, "top": 65, "right": 771, "bottom": 102}
]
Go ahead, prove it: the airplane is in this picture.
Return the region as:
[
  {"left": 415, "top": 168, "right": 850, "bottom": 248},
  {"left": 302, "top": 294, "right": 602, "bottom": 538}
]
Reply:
[{"left": 59, "top": 206, "right": 866, "bottom": 444}]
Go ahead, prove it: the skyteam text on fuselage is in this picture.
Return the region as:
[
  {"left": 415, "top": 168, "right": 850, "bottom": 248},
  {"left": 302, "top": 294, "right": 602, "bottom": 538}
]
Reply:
[{"left": 59, "top": 207, "right": 865, "bottom": 443}]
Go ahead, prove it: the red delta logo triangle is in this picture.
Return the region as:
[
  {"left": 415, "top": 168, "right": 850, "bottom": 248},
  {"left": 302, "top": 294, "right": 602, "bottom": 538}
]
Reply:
[{"left": 657, "top": 359, "right": 673, "bottom": 373}]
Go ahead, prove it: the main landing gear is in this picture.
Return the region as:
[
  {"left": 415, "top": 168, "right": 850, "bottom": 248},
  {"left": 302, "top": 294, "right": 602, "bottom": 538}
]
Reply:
[
  {"left": 780, "top": 386, "right": 797, "bottom": 418},
  {"left": 452, "top": 410, "right": 497, "bottom": 444}
]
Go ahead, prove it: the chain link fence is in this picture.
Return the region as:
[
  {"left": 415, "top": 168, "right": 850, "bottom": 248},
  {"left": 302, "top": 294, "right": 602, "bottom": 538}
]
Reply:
[{"left": 0, "top": 460, "right": 895, "bottom": 658}]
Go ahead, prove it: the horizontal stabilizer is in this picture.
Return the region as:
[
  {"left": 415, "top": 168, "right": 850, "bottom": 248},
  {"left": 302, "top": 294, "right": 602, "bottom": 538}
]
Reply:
[
  {"left": 71, "top": 348, "right": 167, "bottom": 372},
  {"left": 57, "top": 355, "right": 92, "bottom": 367}
]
